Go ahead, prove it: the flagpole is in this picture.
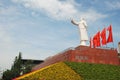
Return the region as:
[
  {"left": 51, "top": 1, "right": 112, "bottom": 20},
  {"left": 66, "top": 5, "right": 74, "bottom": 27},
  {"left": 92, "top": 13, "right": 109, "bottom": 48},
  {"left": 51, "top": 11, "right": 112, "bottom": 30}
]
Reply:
[
  {"left": 112, "top": 35, "right": 115, "bottom": 50},
  {"left": 110, "top": 23, "right": 114, "bottom": 49},
  {"left": 98, "top": 26, "right": 101, "bottom": 48},
  {"left": 90, "top": 37, "right": 92, "bottom": 48},
  {"left": 106, "top": 43, "right": 108, "bottom": 49},
  {"left": 112, "top": 42, "right": 115, "bottom": 50},
  {"left": 111, "top": 24, "right": 114, "bottom": 49}
]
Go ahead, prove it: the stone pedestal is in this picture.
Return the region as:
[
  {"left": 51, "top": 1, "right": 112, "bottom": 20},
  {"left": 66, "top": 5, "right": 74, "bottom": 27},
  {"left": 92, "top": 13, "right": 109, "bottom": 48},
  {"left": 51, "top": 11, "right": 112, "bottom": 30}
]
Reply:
[{"left": 32, "top": 46, "right": 120, "bottom": 71}]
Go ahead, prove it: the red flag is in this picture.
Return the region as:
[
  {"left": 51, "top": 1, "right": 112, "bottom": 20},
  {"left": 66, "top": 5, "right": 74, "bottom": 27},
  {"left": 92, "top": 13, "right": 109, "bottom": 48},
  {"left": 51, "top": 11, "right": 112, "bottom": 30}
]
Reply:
[
  {"left": 101, "top": 28, "right": 106, "bottom": 45},
  {"left": 93, "top": 31, "right": 101, "bottom": 48},
  {"left": 97, "top": 31, "right": 101, "bottom": 47},
  {"left": 107, "top": 25, "right": 113, "bottom": 43}
]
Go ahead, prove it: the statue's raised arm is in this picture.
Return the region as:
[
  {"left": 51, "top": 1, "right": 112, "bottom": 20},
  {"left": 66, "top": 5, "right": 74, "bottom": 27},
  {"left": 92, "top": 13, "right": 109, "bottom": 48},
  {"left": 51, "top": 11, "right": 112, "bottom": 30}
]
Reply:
[{"left": 71, "top": 19, "right": 79, "bottom": 26}]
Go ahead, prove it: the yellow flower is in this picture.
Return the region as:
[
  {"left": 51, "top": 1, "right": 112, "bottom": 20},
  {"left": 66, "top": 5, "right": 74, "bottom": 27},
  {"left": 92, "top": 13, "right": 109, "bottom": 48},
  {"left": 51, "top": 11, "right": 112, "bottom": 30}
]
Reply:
[{"left": 15, "top": 62, "right": 83, "bottom": 80}]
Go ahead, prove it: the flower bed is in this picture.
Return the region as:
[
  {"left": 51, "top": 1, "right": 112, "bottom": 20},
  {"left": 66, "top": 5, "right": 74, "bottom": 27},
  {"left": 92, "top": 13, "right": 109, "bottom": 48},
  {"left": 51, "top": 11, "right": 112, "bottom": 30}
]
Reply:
[{"left": 14, "top": 62, "right": 83, "bottom": 80}]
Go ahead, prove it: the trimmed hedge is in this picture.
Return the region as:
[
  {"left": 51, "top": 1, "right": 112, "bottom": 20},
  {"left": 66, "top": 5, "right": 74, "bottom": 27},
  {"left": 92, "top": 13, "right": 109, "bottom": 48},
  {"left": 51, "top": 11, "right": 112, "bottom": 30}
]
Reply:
[
  {"left": 65, "top": 62, "right": 120, "bottom": 80},
  {"left": 14, "top": 62, "right": 83, "bottom": 80}
]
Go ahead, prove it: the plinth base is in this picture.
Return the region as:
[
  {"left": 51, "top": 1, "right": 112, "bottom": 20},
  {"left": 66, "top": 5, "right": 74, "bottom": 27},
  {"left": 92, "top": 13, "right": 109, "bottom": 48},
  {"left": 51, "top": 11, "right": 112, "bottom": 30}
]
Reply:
[{"left": 32, "top": 46, "right": 120, "bottom": 71}]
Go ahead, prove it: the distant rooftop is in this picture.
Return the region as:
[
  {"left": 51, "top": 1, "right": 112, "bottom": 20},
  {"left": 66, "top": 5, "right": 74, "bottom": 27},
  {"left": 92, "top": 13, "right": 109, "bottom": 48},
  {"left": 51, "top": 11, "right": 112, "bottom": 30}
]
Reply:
[{"left": 21, "top": 59, "right": 44, "bottom": 65}]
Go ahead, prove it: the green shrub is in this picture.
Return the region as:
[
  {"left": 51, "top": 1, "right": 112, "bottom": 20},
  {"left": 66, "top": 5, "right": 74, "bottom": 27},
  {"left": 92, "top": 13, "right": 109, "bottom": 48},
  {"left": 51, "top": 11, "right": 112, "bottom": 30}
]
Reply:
[{"left": 65, "top": 62, "right": 120, "bottom": 80}]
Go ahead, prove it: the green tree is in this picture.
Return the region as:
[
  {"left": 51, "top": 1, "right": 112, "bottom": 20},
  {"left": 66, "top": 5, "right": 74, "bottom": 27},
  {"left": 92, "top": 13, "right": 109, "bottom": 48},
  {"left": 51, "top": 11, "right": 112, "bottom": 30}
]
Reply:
[
  {"left": 2, "top": 69, "right": 13, "bottom": 80},
  {"left": 2, "top": 52, "right": 33, "bottom": 80},
  {"left": 11, "top": 52, "right": 22, "bottom": 77},
  {"left": 21, "top": 60, "right": 33, "bottom": 74},
  {"left": 0, "top": 67, "right": 2, "bottom": 80}
]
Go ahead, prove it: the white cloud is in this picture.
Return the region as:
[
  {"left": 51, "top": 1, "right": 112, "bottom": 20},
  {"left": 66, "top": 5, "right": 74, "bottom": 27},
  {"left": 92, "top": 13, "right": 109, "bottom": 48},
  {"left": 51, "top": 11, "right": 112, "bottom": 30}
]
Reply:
[
  {"left": 12, "top": 0, "right": 107, "bottom": 21},
  {"left": 105, "top": 1, "right": 120, "bottom": 10},
  {"left": 0, "top": 6, "right": 23, "bottom": 17},
  {"left": 79, "top": 9, "right": 107, "bottom": 22}
]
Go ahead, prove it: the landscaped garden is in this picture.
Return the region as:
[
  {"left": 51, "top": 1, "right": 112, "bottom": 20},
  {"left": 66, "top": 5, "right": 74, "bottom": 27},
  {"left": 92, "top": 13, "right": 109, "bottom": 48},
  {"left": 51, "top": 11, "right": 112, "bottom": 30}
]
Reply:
[{"left": 13, "top": 61, "right": 120, "bottom": 80}]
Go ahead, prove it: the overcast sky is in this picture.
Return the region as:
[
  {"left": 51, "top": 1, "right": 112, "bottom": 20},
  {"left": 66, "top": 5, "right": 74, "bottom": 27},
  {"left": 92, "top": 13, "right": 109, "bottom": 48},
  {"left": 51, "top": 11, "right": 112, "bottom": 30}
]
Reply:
[{"left": 0, "top": 0, "right": 120, "bottom": 70}]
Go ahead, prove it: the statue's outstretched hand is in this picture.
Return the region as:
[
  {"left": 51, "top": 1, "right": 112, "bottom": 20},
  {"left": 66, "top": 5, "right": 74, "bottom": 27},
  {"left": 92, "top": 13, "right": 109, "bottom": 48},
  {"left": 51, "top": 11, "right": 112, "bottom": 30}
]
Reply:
[
  {"left": 71, "top": 18, "right": 78, "bottom": 26},
  {"left": 71, "top": 19, "right": 74, "bottom": 24}
]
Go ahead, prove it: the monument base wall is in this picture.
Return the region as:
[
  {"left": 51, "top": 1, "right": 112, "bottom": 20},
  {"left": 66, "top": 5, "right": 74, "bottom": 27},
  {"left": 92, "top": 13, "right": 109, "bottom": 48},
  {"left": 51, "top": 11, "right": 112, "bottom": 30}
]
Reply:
[{"left": 32, "top": 46, "right": 120, "bottom": 71}]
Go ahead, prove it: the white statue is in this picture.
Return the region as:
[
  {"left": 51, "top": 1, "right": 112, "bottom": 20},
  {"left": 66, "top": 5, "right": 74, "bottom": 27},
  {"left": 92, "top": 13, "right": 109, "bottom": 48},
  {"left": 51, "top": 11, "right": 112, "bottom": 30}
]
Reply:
[{"left": 71, "top": 18, "right": 88, "bottom": 46}]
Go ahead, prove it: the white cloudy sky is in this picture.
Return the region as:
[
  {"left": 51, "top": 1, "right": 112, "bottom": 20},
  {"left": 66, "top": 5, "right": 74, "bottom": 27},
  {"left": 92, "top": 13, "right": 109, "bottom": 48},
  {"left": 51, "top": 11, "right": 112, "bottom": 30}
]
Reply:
[{"left": 0, "top": 0, "right": 120, "bottom": 70}]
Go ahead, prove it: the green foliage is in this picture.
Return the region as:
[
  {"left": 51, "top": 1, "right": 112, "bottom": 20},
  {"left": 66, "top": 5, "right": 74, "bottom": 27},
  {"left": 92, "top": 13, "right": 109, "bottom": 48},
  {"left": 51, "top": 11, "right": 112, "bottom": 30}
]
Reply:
[
  {"left": 21, "top": 60, "right": 33, "bottom": 74},
  {"left": 2, "top": 52, "right": 22, "bottom": 80},
  {"left": 12, "top": 53, "right": 22, "bottom": 71},
  {"left": 65, "top": 62, "right": 120, "bottom": 80},
  {"left": 2, "top": 70, "right": 11, "bottom": 80},
  {"left": 14, "top": 62, "right": 83, "bottom": 80},
  {"left": 2, "top": 52, "right": 33, "bottom": 80}
]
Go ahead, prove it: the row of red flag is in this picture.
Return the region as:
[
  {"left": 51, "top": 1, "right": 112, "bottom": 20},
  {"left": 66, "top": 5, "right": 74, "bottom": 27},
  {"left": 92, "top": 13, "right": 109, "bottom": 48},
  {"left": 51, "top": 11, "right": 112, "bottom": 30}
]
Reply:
[{"left": 90, "top": 25, "right": 113, "bottom": 48}]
